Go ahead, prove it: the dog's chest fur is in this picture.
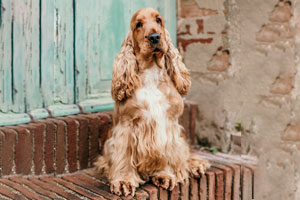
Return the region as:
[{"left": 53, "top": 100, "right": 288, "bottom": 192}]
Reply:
[{"left": 135, "top": 63, "right": 170, "bottom": 144}]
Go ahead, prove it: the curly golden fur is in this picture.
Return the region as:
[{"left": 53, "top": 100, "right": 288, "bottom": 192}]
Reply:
[{"left": 94, "top": 7, "right": 210, "bottom": 196}]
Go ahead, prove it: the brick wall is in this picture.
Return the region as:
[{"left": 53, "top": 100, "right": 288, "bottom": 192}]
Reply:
[
  {"left": 178, "top": 0, "right": 300, "bottom": 199},
  {"left": 0, "top": 102, "right": 197, "bottom": 177}
]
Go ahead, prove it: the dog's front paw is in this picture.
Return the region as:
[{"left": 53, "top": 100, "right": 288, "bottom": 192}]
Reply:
[
  {"left": 110, "top": 180, "right": 136, "bottom": 197},
  {"left": 188, "top": 157, "right": 210, "bottom": 178},
  {"left": 152, "top": 174, "right": 176, "bottom": 191}
]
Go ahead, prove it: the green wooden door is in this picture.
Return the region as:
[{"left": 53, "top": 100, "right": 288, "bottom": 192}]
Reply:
[{"left": 0, "top": 0, "right": 177, "bottom": 126}]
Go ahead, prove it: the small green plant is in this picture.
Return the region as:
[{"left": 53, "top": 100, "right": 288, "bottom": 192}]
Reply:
[
  {"left": 209, "top": 146, "right": 218, "bottom": 154},
  {"left": 235, "top": 120, "right": 243, "bottom": 132}
]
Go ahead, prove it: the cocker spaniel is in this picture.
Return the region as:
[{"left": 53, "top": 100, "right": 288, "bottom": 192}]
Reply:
[{"left": 95, "top": 7, "right": 210, "bottom": 196}]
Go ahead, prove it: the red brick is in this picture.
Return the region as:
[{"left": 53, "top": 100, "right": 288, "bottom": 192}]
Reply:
[
  {"left": 136, "top": 189, "right": 149, "bottom": 200},
  {"left": 59, "top": 117, "right": 78, "bottom": 172},
  {"left": 206, "top": 171, "right": 215, "bottom": 200},
  {"left": 159, "top": 187, "right": 168, "bottom": 200},
  {"left": 63, "top": 173, "right": 119, "bottom": 200},
  {"left": 29, "top": 123, "right": 45, "bottom": 175},
  {"left": 10, "top": 126, "right": 33, "bottom": 175},
  {"left": 242, "top": 167, "right": 253, "bottom": 200},
  {"left": 282, "top": 124, "right": 300, "bottom": 141},
  {"left": 170, "top": 185, "right": 179, "bottom": 200},
  {"left": 211, "top": 168, "right": 224, "bottom": 200},
  {"left": 42, "top": 120, "right": 56, "bottom": 174},
  {"left": 180, "top": 179, "right": 189, "bottom": 200},
  {"left": 196, "top": 19, "right": 203, "bottom": 34},
  {"left": 177, "top": 38, "right": 213, "bottom": 52},
  {"left": 85, "top": 115, "right": 101, "bottom": 165},
  {"left": 10, "top": 176, "right": 59, "bottom": 199},
  {"left": 141, "top": 184, "right": 158, "bottom": 200},
  {"left": 0, "top": 128, "right": 17, "bottom": 175},
  {"left": 256, "top": 24, "right": 281, "bottom": 42},
  {"left": 0, "top": 131, "right": 4, "bottom": 176},
  {"left": 70, "top": 115, "right": 89, "bottom": 169},
  {"left": 0, "top": 179, "right": 44, "bottom": 199},
  {"left": 179, "top": 0, "right": 218, "bottom": 18},
  {"left": 214, "top": 165, "right": 233, "bottom": 200},
  {"left": 52, "top": 177, "right": 104, "bottom": 199},
  {"left": 199, "top": 174, "right": 207, "bottom": 200},
  {"left": 30, "top": 177, "right": 81, "bottom": 200},
  {"left": 48, "top": 119, "right": 67, "bottom": 174},
  {"left": 270, "top": 76, "right": 293, "bottom": 95},
  {"left": 269, "top": 1, "right": 292, "bottom": 23},
  {"left": 207, "top": 49, "right": 230, "bottom": 72},
  {"left": 96, "top": 112, "right": 113, "bottom": 153},
  {"left": 189, "top": 178, "right": 199, "bottom": 200},
  {"left": 230, "top": 165, "right": 241, "bottom": 200},
  {"left": 0, "top": 184, "right": 24, "bottom": 199}
]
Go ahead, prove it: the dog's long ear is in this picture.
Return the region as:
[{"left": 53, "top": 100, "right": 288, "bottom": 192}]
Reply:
[
  {"left": 165, "top": 29, "right": 191, "bottom": 95},
  {"left": 111, "top": 31, "right": 141, "bottom": 102}
]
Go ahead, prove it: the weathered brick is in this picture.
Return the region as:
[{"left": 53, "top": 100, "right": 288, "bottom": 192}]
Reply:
[
  {"left": 282, "top": 124, "right": 300, "bottom": 141},
  {"left": 159, "top": 187, "right": 168, "bottom": 200},
  {"left": 214, "top": 165, "right": 233, "bottom": 200},
  {"left": 0, "top": 183, "right": 24, "bottom": 199},
  {"left": 136, "top": 189, "right": 149, "bottom": 200},
  {"left": 189, "top": 178, "right": 199, "bottom": 200},
  {"left": 180, "top": 179, "right": 189, "bottom": 200},
  {"left": 207, "top": 49, "right": 230, "bottom": 72},
  {"left": 10, "top": 126, "right": 33, "bottom": 175},
  {"left": 141, "top": 184, "right": 159, "bottom": 200},
  {"left": 29, "top": 123, "right": 45, "bottom": 175},
  {"left": 177, "top": 38, "right": 213, "bottom": 52},
  {"left": 96, "top": 112, "right": 113, "bottom": 153},
  {"left": 179, "top": 0, "right": 218, "bottom": 18},
  {"left": 199, "top": 174, "right": 207, "bottom": 200},
  {"left": 0, "top": 128, "right": 17, "bottom": 175},
  {"left": 270, "top": 76, "right": 293, "bottom": 95},
  {"left": 42, "top": 120, "right": 56, "bottom": 174},
  {"left": 196, "top": 19, "right": 203, "bottom": 34},
  {"left": 269, "top": 1, "right": 292, "bottom": 23},
  {"left": 0, "top": 131, "right": 4, "bottom": 176},
  {"left": 0, "top": 179, "right": 43, "bottom": 199},
  {"left": 70, "top": 115, "right": 89, "bottom": 169},
  {"left": 256, "top": 24, "right": 281, "bottom": 42},
  {"left": 52, "top": 177, "right": 104, "bottom": 199},
  {"left": 63, "top": 173, "right": 119, "bottom": 200},
  {"left": 48, "top": 119, "right": 67, "bottom": 174},
  {"left": 242, "top": 167, "right": 253, "bottom": 200},
  {"left": 9, "top": 176, "right": 59, "bottom": 199},
  {"left": 85, "top": 115, "right": 101, "bottom": 165},
  {"left": 211, "top": 168, "right": 224, "bottom": 200},
  {"left": 170, "top": 185, "right": 179, "bottom": 200},
  {"left": 230, "top": 165, "right": 241, "bottom": 200},
  {"left": 206, "top": 171, "right": 215, "bottom": 200},
  {"left": 30, "top": 177, "right": 80, "bottom": 200},
  {"left": 59, "top": 117, "right": 78, "bottom": 172}
]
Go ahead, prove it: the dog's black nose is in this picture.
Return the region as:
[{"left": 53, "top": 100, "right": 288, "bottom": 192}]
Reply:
[{"left": 147, "top": 33, "right": 160, "bottom": 44}]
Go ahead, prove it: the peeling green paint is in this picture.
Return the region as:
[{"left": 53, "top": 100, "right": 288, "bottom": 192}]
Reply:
[{"left": 0, "top": 0, "right": 176, "bottom": 126}]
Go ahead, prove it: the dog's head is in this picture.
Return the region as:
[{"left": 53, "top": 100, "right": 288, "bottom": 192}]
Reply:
[
  {"left": 130, "top": 7, "right": 168, "bottom": 57},
  {"left": 111, "top": 8, "right": 190, "bottom": 102}
]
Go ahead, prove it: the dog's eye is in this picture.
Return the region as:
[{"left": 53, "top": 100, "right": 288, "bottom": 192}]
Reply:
[
  {"left": 156, "top": 17, "right": 162, "bottom": 24},
  {"left": 136, "top": 22, "right": 143, "bottom": 29}
]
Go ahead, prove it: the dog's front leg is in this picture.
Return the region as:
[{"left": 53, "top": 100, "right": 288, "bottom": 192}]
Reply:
[{"left": 94, "top": 124, "right": 144, "bottom": 197}]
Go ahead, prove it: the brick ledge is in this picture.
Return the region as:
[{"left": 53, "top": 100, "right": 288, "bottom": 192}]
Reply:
[{"left": 0, "top": 152, "right": 257, "bottom": 200}]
